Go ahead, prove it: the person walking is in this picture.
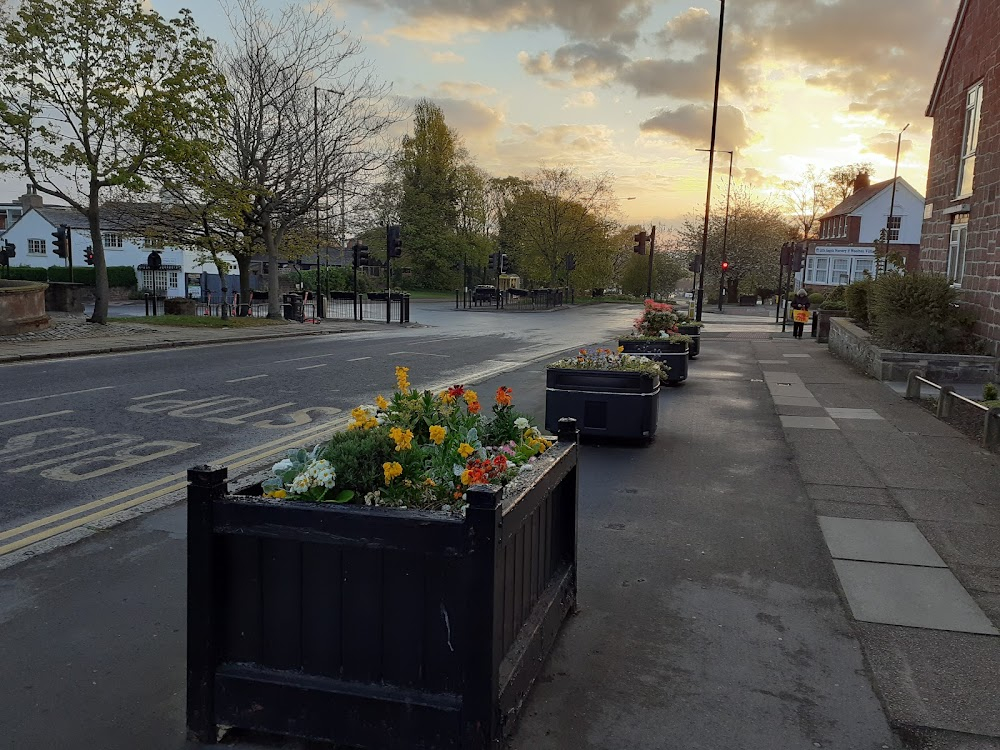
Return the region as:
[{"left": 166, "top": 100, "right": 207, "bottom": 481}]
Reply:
[{"left": 791, "top": 289, "right": 810, "bottom": 339}]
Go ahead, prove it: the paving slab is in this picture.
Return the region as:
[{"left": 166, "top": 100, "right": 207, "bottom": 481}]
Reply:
[
  {"left": 782, "top": 353, "right": 812, "bottom": 358},
  {"left": 806, "top": 485, "right": 893, "bottom": 506},
  {"left": 856, "top": 623, "right": 1000, "bottom": 739},
  {"left": 756, "top": 359, "right": 788, "bottom": 364},
  {"left": 917, "top": 522, "right": 1000, "bottom": 570},
  {"left": 812, "top": 501, "right": 911, "bottom": 522},
  {"left": 774, "top": 404, "right": 829, "bottom": 417},
  {"left": 761, "top": 371, "right": 802, "bottom": 382},
  {"left": 891, "top": 489, "right": 1000, "bottom": 527},
  {"left": 818, "top": 517, "right": 946, "bottom": 567},
  {"left": 766, "top": 383, "right": 814, "bottom": 399},
  {"left": 779, "top": 415, "right": 839, "bottom": 430},
  {"left": 826, "top": 407, "right": 884, "bottom": 420},
  {"left": 842, "top": 432, "right": 973, "bottom": 492},
  {"left": 771, "top": 395, "right": 821, "bottom": 407},
  {"left": 788, "top": 431, "right": 886, "bottom": 487},
  {"left": 833, "top": 560, "right": 998, "bottom": 635}
]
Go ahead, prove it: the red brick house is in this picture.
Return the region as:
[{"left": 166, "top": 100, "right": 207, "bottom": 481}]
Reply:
[{"left": 921, "top": 0, "right": 1000, "bottom": 355}]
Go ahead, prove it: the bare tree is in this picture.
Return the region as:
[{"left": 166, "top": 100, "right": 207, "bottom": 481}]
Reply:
[
  {"left": 827, "top": 162, "right": 875, "bottom": 201},
  {"left": 215, "top": 0, "right": 401, "bottom": 317},
  {"left": 783, "top": 165, "right": 835, "bottom": 240}
]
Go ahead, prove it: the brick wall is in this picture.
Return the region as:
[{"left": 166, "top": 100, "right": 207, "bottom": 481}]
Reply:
[{"left": 922, "top": 0, "right": 1000, "bottom": 354}]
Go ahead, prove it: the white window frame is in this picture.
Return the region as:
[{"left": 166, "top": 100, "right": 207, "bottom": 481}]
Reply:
[
  {"left": 168, "top": 271, "right": 179, "bottom": 289},
  {"left": 103, "top": 232, "right": 123, "bottom": 249},
  {"left": 957, "top": 82, "right": 983, "bottom": 198},
  {"left": 852, "top": 258, "right": 875, "bottom": 281},
  {"left": 27, "top": 238, "right": 46, "bottom": 255},
  {"left": 887, "top": 215, "right": 901, "bottom": 242},
  {"left": 805, "top": 256, "right": 829, "bottom": 284},
  {"left": 830, "top": 258, "right": 851, "bottom": 286},
  {"left": 947, "top": 221, "right": 968, "bottom": 285}
]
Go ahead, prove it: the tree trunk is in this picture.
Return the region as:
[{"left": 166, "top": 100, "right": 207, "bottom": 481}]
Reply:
[
  {"left": 235, "top": 255, "right": 252, "bottom": 316},
  {"left": 87, "top": 186, "right": 109, "bottom": 324},
  {"left": 264, "top": 223, "right": 282, "bottom": 319},
  {"left": 214, "top": 258, "right": 230, "bottom": 321}
]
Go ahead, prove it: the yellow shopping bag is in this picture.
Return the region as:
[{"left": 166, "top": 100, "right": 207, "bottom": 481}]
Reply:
[{"left": 792, "top": 309, "right": 810, "bottom": 323}]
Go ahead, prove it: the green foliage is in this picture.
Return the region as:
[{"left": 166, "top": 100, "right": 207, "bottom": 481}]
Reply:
[
  {"left": 844, "top": 278, "right": 872, "bottom": 327},
  {"left": 819, "top": 285, "right": 847, "bottom": 310},
  {"left": 46, "top": 266, "right": 94, "bottom": 284},
  {"left": 620, "top": 253, "right": 688, "bottom": 298},
  {"left": 807, "top": 292, "right": 824, "bottom": 304},
  {"left": 4, "top": 266, "right": 47, "bottom": 281},
  {"left": 868, "top": 272, "right": 978, "bottom": 354},
  {"left": 983, "top": 383, "right": 999, "bottom": 402},
  {"left": 321, "top": 428, "right": 397, "bottom": 495}
]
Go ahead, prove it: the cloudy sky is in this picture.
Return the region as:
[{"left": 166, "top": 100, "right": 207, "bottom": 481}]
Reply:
[{"left": 13, "top": 0, "right": 963, "bottom": 228}]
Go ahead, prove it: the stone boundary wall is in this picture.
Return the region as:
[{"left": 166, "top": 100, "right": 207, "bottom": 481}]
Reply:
[
  {"left": 828, "top": 317, "right": 1000, "bottom": 383},
  {"left": 0, "top": 280, "right": 50, "bottom": 335}
]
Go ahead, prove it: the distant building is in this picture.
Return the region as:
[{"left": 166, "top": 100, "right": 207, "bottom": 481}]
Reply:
[
  {"left": 0, "top": 186, "right": 243, "bottom": 299},
  {"left": 920, "top": 0, "right": 1000, "bottom": 354},
  {"left": 796, "top": 174, "right": 924, "bottom": 290}
]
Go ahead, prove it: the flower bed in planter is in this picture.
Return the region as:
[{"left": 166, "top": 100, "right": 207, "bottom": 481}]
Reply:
[
  {"left": 618, "top": 337, "right": 690, "bottom": 382},
  {"left": 677, "top": 321, "right": 703, "bottom": 359},
  {"left": 545, "top": 348, "right": 662, "bottom": 440},
  {"left": 186, "top": 372, "right": 579, "bottom": 749}
]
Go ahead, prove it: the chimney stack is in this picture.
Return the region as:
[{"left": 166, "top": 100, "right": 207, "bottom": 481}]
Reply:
[
  {"left": 852, "top": 172, "right": 871, "bottom": 194},
  {"left": 19, "top": 184, "right": 43, "bottom": 211}
]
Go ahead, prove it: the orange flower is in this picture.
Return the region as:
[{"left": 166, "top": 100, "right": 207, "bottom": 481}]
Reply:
[
  {"left": 495, "top": 386, "right": 512, "bottom": 407},
  {"left": 468, "top": 400, "right": 481, "bottom": 414}
]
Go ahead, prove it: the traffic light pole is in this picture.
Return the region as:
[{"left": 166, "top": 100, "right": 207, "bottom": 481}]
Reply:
[
  {"left": 67, "top": 228, "right": 74, "bottom": 283},
  {"left": 386, "top": 224, "right": 392, "bottom": 325},
  {"left": 353, "top": 244, "right": 359, "bottom": 322},
  {"left": 646, "top": 225, "right": 656, "bottom": 299}
]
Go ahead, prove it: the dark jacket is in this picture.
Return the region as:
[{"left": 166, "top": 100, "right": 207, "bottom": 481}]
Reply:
[{"left": 791, "top": 296, "right": 810, "bottom": 311}]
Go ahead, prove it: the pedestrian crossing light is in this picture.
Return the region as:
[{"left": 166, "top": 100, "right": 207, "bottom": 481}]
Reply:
[
  {"left": 499, "top": 253, "right": 509, "bottom": 273},
  {"left": 84, "top": 246, "right": 95, "bottom": 266},
  {"left": 633, "top": 231, "right": 648, "bottom": 255},
  {"left": 720, "top": 261, "right": 730, "bottom": 273},
  {"left": 51, "top": 225, "right": 68, "bottom": 258},
  {"left": 387, "top": 225, "right": 402, "bottom": 258}
]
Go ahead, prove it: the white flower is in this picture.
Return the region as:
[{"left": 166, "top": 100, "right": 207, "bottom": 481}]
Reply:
[
  {"left": 514, "top": 417, "right": 530, "bottom": 430},
  {"left": 272, "top": 458, "right": 293, "bottom": 474},
  {"left": 289, "top": 474, "right": 311, "bottom": 494}
]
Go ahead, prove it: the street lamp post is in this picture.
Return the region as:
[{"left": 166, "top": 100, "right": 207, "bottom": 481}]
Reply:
[
  {"left": 885, "top": 123, "right": 910, "bottom": 275},
  {"left": 314, "top": 86, "right": 345, "bottom": 320},
  {"left": 696, "top": 0, "right": 726, "bottom": 321},
  {"left": 697, "top": 148, "right": 734, "bottom": 311}
]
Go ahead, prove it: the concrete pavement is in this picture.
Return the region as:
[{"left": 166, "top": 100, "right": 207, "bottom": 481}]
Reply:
[{"left": 0, "top": 314, "right": 998, "bottom": 749}]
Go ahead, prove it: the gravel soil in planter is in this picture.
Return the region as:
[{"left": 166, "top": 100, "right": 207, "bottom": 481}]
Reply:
[
  {"left": 544, "top": 367, "right": 659, "bottom": 440},
  {"left": 617, "top": 339, "right": 689, "bottom": 383}
]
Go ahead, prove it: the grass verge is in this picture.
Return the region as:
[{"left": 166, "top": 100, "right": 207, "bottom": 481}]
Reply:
[{"left": 109, "top": 315, "right": 289, "bottom": 328}]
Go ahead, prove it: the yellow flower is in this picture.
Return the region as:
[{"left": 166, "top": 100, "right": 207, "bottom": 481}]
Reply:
[
  {"left": 458, "top": 442, "right": 475, "bottom": 459},
  {"left": 423, "top": 477, "right": 436, "bottom": 487},
  {"left": 461, "top": 469, "right": 473, "bottom": 486},
  {"left": 383, "top": 461, "right": 403, "bottom": 484},
  {"left": 265, "top": 489, "right": 287, "bottom": 499},
  {"left": 389, "top": 426, "right": 413, "bottom": 451},
  {"left": 375, "top": 395, "right": 389, "bottom": 410},
  {"left": 463, "top": 389, "right": 478, "bottom": 406},
  {"left": 617, "top": 345, "right": 624, "bottom": 353},
  {"left": 438, "top": 390, "right": 455, "bottom": 404},
  {"left": 395, "top": 366, "right": 410, "bottom": 394},
  {"left": 429, "top": 425, "right": 447, "bottom": 445}
]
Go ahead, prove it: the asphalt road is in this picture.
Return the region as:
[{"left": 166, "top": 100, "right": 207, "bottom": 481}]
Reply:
[{"left": 0, "top": 302, "right": 637, "bottom": 561}]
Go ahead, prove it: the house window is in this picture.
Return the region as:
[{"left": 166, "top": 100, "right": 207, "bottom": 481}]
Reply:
[
  {"left": 830, "top": 258, "right": 851, "bottom": 285},
  {"left": 852, "top": 258, "right": 875, "bottom": 281},
  {"left": 839, "top": 216, "right": 846, "bottom": 237},
  {"left": 28, "top": 238, "right": 46, "bottom": 255},
  {"left": 805, "top": 256, "right": 829, "bottom": 284},
  {"left": 103, "top": 232, "right": 123, "bottom": 249},
  {"left": 957, "top": 82, "right": 983, "bottom": 198},
  {"left": 947, "top": 215, "right": 969, "bottom": 285},
  {"left": 145, "top": 234, "right": 164, "bottom": 249},
  {"left": 887, "top": 215, "right": 901, "bottom": 242},
  {"left": 168, "top": 271, "right": 179, "bottom": 289}
]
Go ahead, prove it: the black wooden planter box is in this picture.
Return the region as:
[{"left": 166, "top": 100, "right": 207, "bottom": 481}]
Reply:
[
  {"left": 677, "top": 325, "right": 701, "bottom": 359},
  {"left": 617, "top": 339, "right": 689, "bottom": 383},
  {"left": 186, "top": 421, "right": 580, "bottom": 749},
  {"left": 544, "top": 368, "right": 659, "bottom": 439}
]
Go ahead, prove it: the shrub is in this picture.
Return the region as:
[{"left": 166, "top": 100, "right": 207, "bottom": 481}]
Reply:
[
  {"left": 844, "top": 278, "right": 872, "bottom": 327},
  {"left": 808, "top": 292, "right": 824, "bottom": 305},
  {"left": 107, "top": 266, "right": 137, "bottom": 288},
  {"left": 4, "top": 266, "right": 48, "bottom": 282},
  {"left": 47, "top": 266, "right": 95, "bottom": 284},
  {"left": 321, "top": 427, "right": 397, "bottom": 495},
  {"left": 984, "top": 383, "right": 998, "bottom": 401},
  {"left": 868, "top": 272, "right": 977, "bottom": 354}
]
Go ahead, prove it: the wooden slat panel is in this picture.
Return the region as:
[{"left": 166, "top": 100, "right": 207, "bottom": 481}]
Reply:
[
  {"left": 340, "top": 547, "right": 383, "bottom": 682},
  {"left": 501, "top": 536, "right": 516, "bottom": 652},
  {"left": 381, "top": 550, "right": 426, "bottom": 687},
  {"left": 422, "top": 556, "right": 464, "bottom": 694},
  {"left": 512, "top": 527, "right": 525, "bottom": 639},
  {"left": 300, "top": 544, "right": 342, "bottom": 677},
  {"left": 217, "top": 535, "right": 262, "bottom": 664},
  {"left": 260, "top": 538, "right": 302, "bottom": 670}
]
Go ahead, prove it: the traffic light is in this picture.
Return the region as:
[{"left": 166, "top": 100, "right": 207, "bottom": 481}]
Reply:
[
  {"left": 0, "top": 241, "right": 14, "bottom": 267},
  {"left": 387, "top": 225, "right": 402, "bottom": 258},
  {"left": 499, "top": 253, "right": 509, "bottom": 273},
  {"left": 633, "top": 231, "right": 648, "bottom": 255},
  {"left": 488, "top": 252, "right": 498, "bottom": 272},
  {"left": 791, "top": 244, "right": 806, "bottom": 272},
  {"left": 720, "top": 260, "right": 730, "bottom": 273},
  {"left": 352, "top": 243, "right": 369, "bottom": 269},
  {"left": 147, "top": 251, "right": 162, "bottom": 271},
  {"left": 565, "top": 253, "right": 576, "bottom": 271},
  {"left": 51, "top": 225, "right": 68, "bottom": 258},
  {"left": 84, "top": 246, "right": 94, "bottom": 266},
  {"left": 780, "top": 242, "right": 792, "bottom": 268},
  {"left": 687, "top": 257, "right": 702, "bottom": 274}
]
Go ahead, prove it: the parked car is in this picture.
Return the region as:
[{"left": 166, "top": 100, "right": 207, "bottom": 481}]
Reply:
[{"left": 472, "top": 285, "right": 497, "bottom": 303}]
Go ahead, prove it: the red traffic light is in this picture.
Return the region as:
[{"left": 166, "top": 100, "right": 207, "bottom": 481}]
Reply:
[{"left": 720, "top": 261, "right": 730, "bottom": 272}]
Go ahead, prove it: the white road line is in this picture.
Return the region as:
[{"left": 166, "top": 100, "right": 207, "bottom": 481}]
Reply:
[
  {"left": 130, "top": 389, "right": 187, "bottom": 400},
  {"left": 346, "top": 356, "right": 371, "bottom": 362},
  {"left": 0, "top": 386, "right": 115, "bottom": 407},
  {"left": 226, "top": 374, "right": 269, "bottom": 383},
  {"left": 272, "top": 353, "right": 342, "bottom": 364},
  {"left": 0, "top": 410, "right": 74, "bottom": 427},
  {"left": 297, "top": 364, "right": 328, "bottom": 370},
  {"left": 417, "top": 337, "right": 457, "bottom": 344},
  {"left": 388, "top": 351, "right": 450, "bottom": 358}
]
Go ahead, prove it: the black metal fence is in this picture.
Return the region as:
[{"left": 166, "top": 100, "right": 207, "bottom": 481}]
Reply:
[
  {"left": 186, "top": 420, "right": 579, "bottom": 748},
  {"left": 323, "top": 292, "right": 410, "bottom": 323},
  {"left": 456, "top": 287, "right": 573, "bottom": 311}
]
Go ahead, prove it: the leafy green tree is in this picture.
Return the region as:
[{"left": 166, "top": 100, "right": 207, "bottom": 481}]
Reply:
[
  {"left": 0, "top": 0, "right": 226, "bottom": 323},
  {"left": 397, "top": 100, "right": 465, "bottom": 289}
]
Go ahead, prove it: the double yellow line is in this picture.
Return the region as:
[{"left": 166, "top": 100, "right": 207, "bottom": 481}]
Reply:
[{"left": 0, "top": 416, "right": 348, "bottom": 559}]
